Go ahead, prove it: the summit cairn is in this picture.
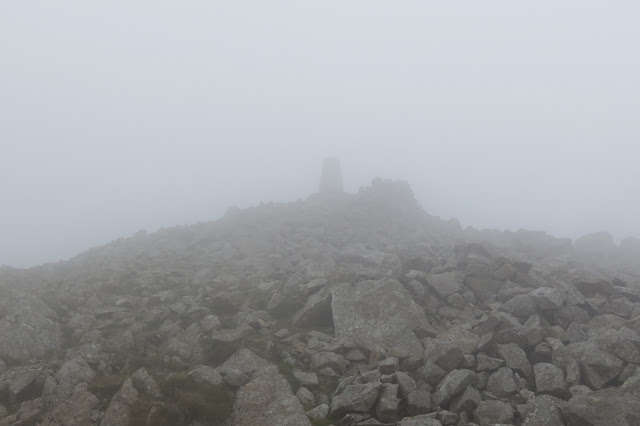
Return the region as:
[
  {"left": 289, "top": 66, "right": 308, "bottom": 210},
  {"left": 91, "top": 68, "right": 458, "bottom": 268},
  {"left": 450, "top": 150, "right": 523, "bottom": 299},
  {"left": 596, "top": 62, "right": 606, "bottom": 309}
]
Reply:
[{"left": 319, "top": 157, "right": 343, "bottom": 194}]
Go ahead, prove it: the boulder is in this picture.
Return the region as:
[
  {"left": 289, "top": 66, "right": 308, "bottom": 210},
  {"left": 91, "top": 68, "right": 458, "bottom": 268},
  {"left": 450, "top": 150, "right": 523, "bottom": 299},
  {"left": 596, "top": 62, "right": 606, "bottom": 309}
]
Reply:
[
  {"left": 432, "top": 369, "right": 475, "bottom": 407},
  {"left": 426, "top": 272, "right": 463, "bottom": 298},
  {"left": 330, "top": 382, "right": 383, "bottom": 418},
  {"left": 533, "top": 362, "right": 566, "bottom": 397},
  {"left": 0, "top": 293, "right": 60, "bottom": 360},
  {"left": 233, "top": 365, "right": 311, "bottom": 426},
  {"left": 473, "top": 400, "right": 514, "bottom": 426},
  {"left": 561, "top": 388, "right": 640, "bottom": 426},
  {"left": 331, "top": 279, "right": 430, "bottom": 358}
]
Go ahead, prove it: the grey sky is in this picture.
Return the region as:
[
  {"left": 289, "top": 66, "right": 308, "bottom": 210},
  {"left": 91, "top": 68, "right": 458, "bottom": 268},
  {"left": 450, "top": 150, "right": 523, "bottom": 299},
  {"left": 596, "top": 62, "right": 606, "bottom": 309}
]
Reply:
[{"left": 1, "top": 2, "right": 639, "bottom": 268}]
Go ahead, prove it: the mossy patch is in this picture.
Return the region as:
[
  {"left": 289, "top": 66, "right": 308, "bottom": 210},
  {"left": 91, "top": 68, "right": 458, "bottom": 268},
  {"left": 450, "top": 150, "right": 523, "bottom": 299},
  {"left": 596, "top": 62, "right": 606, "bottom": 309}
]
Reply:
[{"left": 154, "top": 374, "right": 235, "bottom": 425}]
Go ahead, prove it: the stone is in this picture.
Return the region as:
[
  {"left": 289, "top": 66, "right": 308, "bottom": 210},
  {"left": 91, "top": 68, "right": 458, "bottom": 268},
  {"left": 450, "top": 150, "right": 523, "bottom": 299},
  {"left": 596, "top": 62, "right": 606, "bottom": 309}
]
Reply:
[
  {"left": 233, "top": 365, "right": 311, "bottom": 426},
  {"left": 398, "top": 415, "right": 443, "bottom": 426},
  {"left": 577, "top": 345, "right": 625, "bottom": 389},
  {"left": 502, "top": 294, "right": 538, "bottom": 318},
  {"left": 437, "top": 410, "right": 458, "bottom": 425},
  {"left": 331, "top": 279, "right": 429, "bottom": 358},
  {"left": 223, "top": 369, "right": 249, "bottom": 387},
  {"left": 561, "top": 388, "right": 640, "bottom": 426},
  {"left": 418, "top": 362, "right": 447, "bottom": 386},
  {"left": 306, "top": 403, "right": 330, "bottom": 420},
  {"left": 330, "top": 382, "right": 383, "bottom": 418},
  {"left": 394, "top": 371, "right": 417, "bottom": 398},
  {"left": 520, "top": 394, "right": 564, "bottom": 426},
  {"left": 449, "top": 385, "right": 481, "bottom": 414},
  {"left": 188, "top": 365, "right": 223, "bottom": 386},
  {"left": 219, "top": 348, "right": 270, "bottom": 376},
  {"left": 497, "top": 343, "right": 533, "bottom": 381},
  {"left": 296, "top": 386, "right": 315, "bottom": 407},
  {"left": 39, "top": 382, "right": 99, "bottom": 426},
  {"left": 486, "top": 367, "right": 517, "bottom": 399},
  {"left": 99, "top": 378, "right": 139, "bottom": 426},
  {"left": 293, "top": 371, "right": 319, "bottom": 387},
  {"left": 432, "top": 369, "right": 475, "bottom": 407},
  {"left": 476, "top": 353, "right": 505, "bottom": 372},
  {"left": 533, "top": 362, "right": 566, "bottom": 397},
  {"left": 311, "top": 352, "right": 348, "bottom": 375},
  {"left": 426, "top": 272, "right": 463, "bottom": 298},
  {"left": 375, "top": 383, "right": 400, "bottom": 423},
  {"left": 293, "top": 286, "right": 333, "bottom": 329},
  {"left": 529, "top": 287, "right": 566, "bottom": 310},
  {"left": 407, "top": 389, "right": 432, "bottom": 416},
  {"left": 0, "top": 293, "right": 60, "bottom": 361},
  {"left": 378, "top": 357, "right": 400, "bottom": 375},
  {"left": 473, "top": 400, "right": 514, "bottom": 426}
]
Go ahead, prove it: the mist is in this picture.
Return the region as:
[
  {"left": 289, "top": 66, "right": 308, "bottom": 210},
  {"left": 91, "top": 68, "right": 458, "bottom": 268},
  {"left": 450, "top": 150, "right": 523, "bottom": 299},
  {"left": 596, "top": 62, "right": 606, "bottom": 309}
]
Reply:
[{"left": 2, "top": 1, "right": 639, "bottom": 268}]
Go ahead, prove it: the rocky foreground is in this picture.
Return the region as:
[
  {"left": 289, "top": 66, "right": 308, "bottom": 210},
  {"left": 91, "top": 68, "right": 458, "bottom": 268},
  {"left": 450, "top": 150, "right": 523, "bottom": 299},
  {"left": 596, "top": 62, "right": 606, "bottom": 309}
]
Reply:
[{"left": 1, "top": 179, "right": 640, "bottom": 426}]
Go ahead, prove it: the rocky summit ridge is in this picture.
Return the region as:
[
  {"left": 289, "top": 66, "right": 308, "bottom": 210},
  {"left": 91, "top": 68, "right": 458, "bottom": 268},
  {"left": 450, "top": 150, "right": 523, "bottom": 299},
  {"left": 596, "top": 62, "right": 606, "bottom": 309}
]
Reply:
[{"left": 1, "top": 179, "right": 640, "bottom": 426}]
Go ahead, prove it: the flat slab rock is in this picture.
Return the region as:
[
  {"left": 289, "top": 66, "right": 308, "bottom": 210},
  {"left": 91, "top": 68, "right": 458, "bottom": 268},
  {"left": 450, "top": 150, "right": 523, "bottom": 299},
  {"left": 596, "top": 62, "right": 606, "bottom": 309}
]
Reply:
[
  {"left": 232, "top": 365, "right": 311, "bottom": 426},
  {"left": 331, "top": 278, "right": 431, "bottom": 358}
]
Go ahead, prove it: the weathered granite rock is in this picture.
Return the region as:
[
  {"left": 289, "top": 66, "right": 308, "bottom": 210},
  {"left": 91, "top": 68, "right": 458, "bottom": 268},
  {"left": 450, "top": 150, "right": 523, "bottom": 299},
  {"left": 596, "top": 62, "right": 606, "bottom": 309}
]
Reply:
[
  {"left": 529, "top": 287, "right": 566, "bottom": 310},
  {"left": 533, "top": 362, "right": 566, "bottom": 397},
  {"left": 188, "top": 365, "right": 223, "bottom": 386},
  {"left": 561, "top": 388, "right": 640, "bottom": 426},
  {"left": 331, "top": 279, "right": 429, "bottom": 358},
  {"left": 219, "top": 348, "right": 270, "bottom": 376},
  {"left": 486, "top": 367, "right": 517, "bottom": 399},
  {"left": 473, "top": 400, "right": 514, "bottom": 426},
  {"left": 398, "top": 415, "right": 443, "bottom": 426},
  {"left": 0, "top": 293, "right": 60, "bottom": 360},
  {"left": 432, "top": 369, "right": 475, "bottom": 407},
  {"left": 293, "top": 286, "right": 333, "bottom": 329},
  {"left": 99, "top": 378, "right": 139, "bottom": 426},
  {"left": 407, "top": 389, "right": 432, "bottom": 416},
  {"left": 293, "top": 371, "right": 318, "bottom": 387},
  {"left": 306, "top": 403, "right": 330, "bottom": 420},
  {"left": 520, "top": 394, "right": 564, "bottom": 426},
  {"left": 233, "top": 365, "right": 311, "bottom": 426},
  {"left": 497, "top": 343, "right": 533, "bottom": 381},
  {"left": 449, "top": 385, "right": 481, "bottom": 414},
  {"left": 296, "top": 386, "right": 315, "bottom": 407},
  {"left": 426, "top": 272, "right": 463, "bottom": 298},
  {"left": 330, "top": 382, "right": 383, "bottom": 418},
  {"left": 375, "top": 383, "right": 400, "bottom": 423},
  {"left": 40, "top": 382, "right": 99, "bottom": 426}
]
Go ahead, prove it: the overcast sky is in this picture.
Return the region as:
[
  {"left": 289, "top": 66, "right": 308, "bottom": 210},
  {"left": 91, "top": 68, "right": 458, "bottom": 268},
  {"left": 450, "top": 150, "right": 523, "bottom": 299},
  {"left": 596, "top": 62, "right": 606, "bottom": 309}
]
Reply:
[{"left": 2, "top": 2, "right": 639, "bottom": 268}]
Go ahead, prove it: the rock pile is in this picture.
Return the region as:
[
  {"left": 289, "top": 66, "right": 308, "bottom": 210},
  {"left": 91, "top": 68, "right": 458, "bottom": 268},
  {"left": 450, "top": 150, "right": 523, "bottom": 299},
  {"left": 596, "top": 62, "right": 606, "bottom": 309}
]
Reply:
[{"left": 1, "top": 178, "right": 639, "bottom": 425}]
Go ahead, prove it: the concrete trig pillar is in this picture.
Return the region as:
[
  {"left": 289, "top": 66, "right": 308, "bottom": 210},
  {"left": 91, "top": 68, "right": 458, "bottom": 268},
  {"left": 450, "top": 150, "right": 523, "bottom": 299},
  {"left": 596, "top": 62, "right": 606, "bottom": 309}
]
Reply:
[{"left": 319, "top": 157, "right": 343, "bottom": 194}]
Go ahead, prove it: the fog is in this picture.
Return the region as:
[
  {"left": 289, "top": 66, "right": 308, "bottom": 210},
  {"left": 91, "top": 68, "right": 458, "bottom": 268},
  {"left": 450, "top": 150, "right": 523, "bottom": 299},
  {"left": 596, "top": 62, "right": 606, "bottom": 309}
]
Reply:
[{"left": 2, "top": 2, "right": 639, "bottom": 268}]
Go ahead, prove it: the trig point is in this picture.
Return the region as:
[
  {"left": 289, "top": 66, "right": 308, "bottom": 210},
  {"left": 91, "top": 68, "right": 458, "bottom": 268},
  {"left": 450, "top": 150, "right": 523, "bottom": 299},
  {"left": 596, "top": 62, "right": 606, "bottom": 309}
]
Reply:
[{"left": 319, "top": 157, "right": 343, "bottom": 194}]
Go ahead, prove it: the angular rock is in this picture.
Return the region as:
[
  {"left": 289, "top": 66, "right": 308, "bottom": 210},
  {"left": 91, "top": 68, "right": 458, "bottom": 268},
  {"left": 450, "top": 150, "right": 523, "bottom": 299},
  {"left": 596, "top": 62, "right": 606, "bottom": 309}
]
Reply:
[
  {"left": 99, "top": 378, "right": 139, "bottom": 426},
  {"left": 473, "top": 400, "right": 514, "bottom": 426},
  {"left": 188, "top": 365, "right": 223, "bottom": 386},
  {"left": 375, "top": 383, "right": 400, "bottom": 423},
  {"left": 520, "top": 394, "right": 564, "bottom": 426},
  {"left": 533, "top": 362, "right": 565, "bottom": 397},
  {"left": 233, "top": 365, "right": 311, "bottom": 426},
  {"left": 529, "top": 287, "right": 566, "bottom": 310},
  {"left": 561, "top": 388, "right": 640, "bottom": 426},
  {"left": 497, "top": 343, "right": 533, "bottom": 381},
  {"left": 330, "top": 382, "right": 383, "bottom": 418},
  {"left": 331, "top": 279, "right": 429, "bottom": 358},
  {"left": 432, "top": 369, "right": 475, "bottom": 407},
  {"left": 426, "top": 272, "right": 463, "bottom": 298},
  {"left": 407, "top": 389, "right": 432, "bottom": 416},
  {"left": 486, "top": 367, "right": 517, "bottom": 399},
  {"left": 219, "top": 348, "right": 270, "bottom": 376}
]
